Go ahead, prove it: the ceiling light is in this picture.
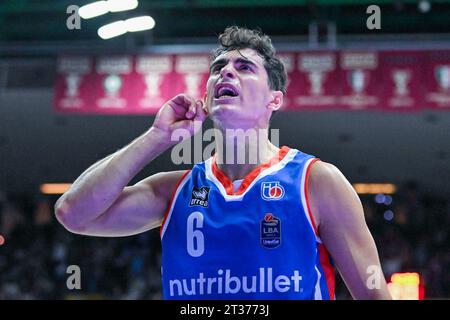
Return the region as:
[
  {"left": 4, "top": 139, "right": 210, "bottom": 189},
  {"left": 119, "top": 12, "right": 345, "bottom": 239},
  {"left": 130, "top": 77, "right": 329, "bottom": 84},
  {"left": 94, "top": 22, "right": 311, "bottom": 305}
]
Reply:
[
  {"left": 125, "top": 16, "right": 155, "bottom": 32},
  {"left": 108, "top": 0, "right": 139, "bottom": 13},
  {"left": 98, "top": 16, "right": 155, "bottom": 39},
  {"left": 98, "top": 20, "right": 127, "bottom": 39},
  {"left": 418, "top": 0, "right": 431, "bottom": 13},
  {"left": 79, "top": 0, "right": 139, "bottom": 20},
  {"left": 79, "top": 1, "right": 109, "bottom": 19}
]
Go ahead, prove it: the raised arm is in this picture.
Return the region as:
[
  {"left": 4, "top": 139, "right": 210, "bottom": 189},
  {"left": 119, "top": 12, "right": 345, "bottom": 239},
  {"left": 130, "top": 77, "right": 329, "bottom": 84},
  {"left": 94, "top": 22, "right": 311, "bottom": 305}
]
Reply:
[
  {"left": 308, "top": 161, "right": 392, "bottom": 300},
  {"left": 54, "top": 94, "right": 207, "bottom": 237}
]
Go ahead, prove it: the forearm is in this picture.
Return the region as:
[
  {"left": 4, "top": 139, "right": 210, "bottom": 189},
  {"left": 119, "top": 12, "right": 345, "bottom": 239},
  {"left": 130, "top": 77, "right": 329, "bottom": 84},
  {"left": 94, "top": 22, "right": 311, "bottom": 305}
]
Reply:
[
  {"left": 77, "top": 153, "right": 115, "bottom": 180},
  {"left": 339, "top": 258, "right": 392, "bottom": 300},
  {"left": 55, "top": 127, "right": 172, "bottom": 226}
]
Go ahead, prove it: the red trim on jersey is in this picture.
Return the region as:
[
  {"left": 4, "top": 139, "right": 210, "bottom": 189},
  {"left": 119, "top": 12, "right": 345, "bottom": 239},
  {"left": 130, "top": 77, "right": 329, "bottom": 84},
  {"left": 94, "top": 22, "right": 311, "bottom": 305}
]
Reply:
[
  {"left": 304, "top": 158, "right": 335, "bottom": 299},
  {"left": 304, "top": 157, "right": 321, "bottom": 236},
  {"left": 318, "top": 243, "right": 336, "bottom": 300},
  {"left": 211, "top": 146, "right": 290, "bottom": 196},
  {"left": 211, "top": 154, "right": 235, "bottom": 195},
  {"left": 160, "top": 170, "right": 191, "bottom": 238}
]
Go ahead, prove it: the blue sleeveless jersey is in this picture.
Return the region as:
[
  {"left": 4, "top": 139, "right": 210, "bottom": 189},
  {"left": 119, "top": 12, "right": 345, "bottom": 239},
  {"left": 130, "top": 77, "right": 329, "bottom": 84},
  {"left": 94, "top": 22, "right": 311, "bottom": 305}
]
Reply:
[{"left": 160, "top": 146, "right": 335, "bottom": 300}]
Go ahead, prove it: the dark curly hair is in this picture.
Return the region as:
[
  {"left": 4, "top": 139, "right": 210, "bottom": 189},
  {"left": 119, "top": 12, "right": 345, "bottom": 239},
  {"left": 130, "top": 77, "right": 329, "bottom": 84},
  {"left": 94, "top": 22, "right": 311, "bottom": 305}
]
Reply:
[{"left": 211, "top": 26, "right": 288, "bottom": 95}]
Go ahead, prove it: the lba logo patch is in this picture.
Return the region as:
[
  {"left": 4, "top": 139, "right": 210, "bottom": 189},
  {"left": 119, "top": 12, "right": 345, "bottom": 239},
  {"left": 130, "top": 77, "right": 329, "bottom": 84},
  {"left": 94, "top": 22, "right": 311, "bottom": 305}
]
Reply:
[
  {"left": 261, "top": 181, "right": 285, "bottom": 200},
  {"left": 260, "top": 213, "right": 281, "bottom": 249},
  {"left": 190, "top": 186, "right": 210, "bottom": 208}
]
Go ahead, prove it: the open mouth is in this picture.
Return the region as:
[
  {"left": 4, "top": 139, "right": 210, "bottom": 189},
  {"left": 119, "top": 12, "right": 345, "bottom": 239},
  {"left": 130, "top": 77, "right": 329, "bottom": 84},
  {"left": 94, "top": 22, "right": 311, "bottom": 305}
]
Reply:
[{"left": 214, "top": 83, "right": 239, "bottom": 99}]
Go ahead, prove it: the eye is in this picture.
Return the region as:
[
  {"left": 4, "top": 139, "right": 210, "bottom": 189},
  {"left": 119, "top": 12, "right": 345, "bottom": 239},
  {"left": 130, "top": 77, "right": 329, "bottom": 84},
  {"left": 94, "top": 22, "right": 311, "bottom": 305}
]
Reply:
[
  {"left": 239, "top": 65, "right": 252, "bottom": 71},
  {"left": 211, "top": 62, "right": 227, "bottom": 74}
]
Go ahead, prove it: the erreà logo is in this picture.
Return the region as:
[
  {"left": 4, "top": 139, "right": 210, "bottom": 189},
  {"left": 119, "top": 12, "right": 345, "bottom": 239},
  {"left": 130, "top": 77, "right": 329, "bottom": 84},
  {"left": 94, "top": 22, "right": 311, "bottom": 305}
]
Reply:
[
  {"left": 261, "top": 182, "right": 285, "bottom": 200},
  {"left": 190, "top": 186, "right": 210, "bottom": 208}
]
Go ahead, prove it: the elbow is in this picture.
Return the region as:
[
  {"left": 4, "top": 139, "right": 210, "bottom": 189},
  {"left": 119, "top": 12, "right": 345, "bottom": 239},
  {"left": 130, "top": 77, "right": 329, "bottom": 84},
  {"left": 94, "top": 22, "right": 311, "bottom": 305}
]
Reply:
[{"left": 54, "top": 199, "right": 87, "bottom": 234}]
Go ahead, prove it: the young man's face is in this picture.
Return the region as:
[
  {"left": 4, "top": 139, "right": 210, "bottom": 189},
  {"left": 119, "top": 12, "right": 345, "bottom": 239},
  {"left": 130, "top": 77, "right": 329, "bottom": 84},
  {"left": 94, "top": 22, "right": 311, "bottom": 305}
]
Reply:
[{"left": 205, "top": 48, "right": 280, "bottom": 128}]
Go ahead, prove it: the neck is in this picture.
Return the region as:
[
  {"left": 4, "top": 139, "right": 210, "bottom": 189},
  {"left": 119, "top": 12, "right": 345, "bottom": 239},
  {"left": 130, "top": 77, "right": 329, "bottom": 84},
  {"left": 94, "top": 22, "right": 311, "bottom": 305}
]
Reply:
[{"left": 213, "top": 124, "right": 280, "bottom": 181}]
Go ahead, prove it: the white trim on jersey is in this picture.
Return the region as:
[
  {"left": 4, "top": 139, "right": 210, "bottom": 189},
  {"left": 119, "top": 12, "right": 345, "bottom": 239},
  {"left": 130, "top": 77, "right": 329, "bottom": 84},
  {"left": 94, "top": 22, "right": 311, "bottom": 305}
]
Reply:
[
  {"left": 314, "top": 265, "right": 323, "bottom": 300},
  {"left": 205, "top": 148, "right": 299, "bottom": 202},
  {"left": 300, "top": 157, "right": 322, "bottom": 244},
  {"left": 160, "top": 171, "right": 192, "bottom": 240}
]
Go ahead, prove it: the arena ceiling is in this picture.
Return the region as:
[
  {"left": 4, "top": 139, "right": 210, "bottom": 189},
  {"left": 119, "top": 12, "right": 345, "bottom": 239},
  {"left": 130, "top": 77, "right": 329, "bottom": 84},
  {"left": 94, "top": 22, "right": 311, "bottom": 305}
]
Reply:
[{"left": 0, "top": 0, "right": 449, "bottom": 47}]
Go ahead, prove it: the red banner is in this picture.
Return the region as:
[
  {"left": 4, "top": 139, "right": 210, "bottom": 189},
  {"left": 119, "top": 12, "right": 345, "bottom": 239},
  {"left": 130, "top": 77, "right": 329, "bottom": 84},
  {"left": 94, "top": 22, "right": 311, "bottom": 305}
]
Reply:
[
  {"left": 172, "top": 54, "right": 210, "bottom": 100},
  {"left": 288, "top": 51, "right": 340, "bottom": 111},
  {"left": 132, "top": 55, "right": 175, "bottom": 113},
  {"left": 91, "top": 56, "right": 135, "bottom": 114},
  {"left": 424, "top": 51, "right": 450, "bottom": 109},
  {"left": 339, "top": 51, "right": 381, "bottom": 110},
  {"left": 54, "top": 56, "right": 94, "bottom": 113},
  {"left": 277, "top": 53, "right": 296, "bottom": 110},
  {"left": 54, "top": 50, "right": 450, "bottom": 114},
  {"left": 379, "top": 51, "right": 425, "bottom": 112}
]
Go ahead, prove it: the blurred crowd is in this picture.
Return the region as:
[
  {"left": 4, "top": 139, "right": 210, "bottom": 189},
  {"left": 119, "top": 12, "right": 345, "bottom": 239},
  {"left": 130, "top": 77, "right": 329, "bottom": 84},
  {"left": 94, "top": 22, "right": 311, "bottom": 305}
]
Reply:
[{"left": 0, "top": 181, "right": 449, "bottom": 299}]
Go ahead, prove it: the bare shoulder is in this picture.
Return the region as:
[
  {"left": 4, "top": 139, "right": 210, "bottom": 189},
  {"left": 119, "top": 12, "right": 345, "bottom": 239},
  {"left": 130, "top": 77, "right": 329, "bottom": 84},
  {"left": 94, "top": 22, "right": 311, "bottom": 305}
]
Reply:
[
  {"left": 308, "top": 160, "right": 360, "bottom": 227},
  {"left": 309, "top": 160, "right": 350, "bottom": 191}
]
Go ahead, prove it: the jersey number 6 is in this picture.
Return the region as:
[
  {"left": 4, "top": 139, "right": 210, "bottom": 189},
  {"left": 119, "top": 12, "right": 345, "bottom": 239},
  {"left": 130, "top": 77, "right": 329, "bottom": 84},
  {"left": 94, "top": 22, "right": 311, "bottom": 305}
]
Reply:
[{"left": 187, "top": 211, "right": 205, "bottom": 257}]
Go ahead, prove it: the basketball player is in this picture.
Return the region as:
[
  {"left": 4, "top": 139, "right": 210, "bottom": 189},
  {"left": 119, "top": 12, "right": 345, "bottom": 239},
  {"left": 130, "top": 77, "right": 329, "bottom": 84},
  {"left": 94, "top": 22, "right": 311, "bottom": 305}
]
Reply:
[{"left": 55, "top": 26, "right": 391, "bottom": 300}]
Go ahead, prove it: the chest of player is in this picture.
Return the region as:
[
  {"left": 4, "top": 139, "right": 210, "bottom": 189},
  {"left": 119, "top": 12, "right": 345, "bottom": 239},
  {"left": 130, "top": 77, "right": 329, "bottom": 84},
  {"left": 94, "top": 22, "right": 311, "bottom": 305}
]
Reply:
[{"left": 163, "top": 175, "right": 317, "bottom": 263}]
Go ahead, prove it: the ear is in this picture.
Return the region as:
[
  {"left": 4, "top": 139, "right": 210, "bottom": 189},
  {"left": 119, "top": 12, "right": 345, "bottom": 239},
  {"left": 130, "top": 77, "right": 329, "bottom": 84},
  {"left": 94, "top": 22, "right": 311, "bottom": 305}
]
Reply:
[{"left": 267, "top": 91, "right": 283, "bottom": 112}]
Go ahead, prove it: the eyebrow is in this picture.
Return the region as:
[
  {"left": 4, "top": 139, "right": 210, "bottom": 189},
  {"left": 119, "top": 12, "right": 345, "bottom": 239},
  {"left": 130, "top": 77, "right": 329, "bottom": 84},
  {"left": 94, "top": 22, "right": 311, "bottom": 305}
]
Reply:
[{"left": 209, "top": 57, "right": 259, "bottom": 73}]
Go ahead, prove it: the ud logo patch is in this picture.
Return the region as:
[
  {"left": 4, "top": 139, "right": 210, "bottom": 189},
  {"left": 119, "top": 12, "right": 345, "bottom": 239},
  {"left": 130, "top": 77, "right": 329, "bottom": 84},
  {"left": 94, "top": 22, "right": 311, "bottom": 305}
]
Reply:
[
  {"left": 190, "top": 186, "right": 210, "bottom": 208},
  {"left": 261, "top": 181, "right": 285, "bottom": 200},
  {"left": 260, "top": 213, "right": 281, "bottom": 249}
]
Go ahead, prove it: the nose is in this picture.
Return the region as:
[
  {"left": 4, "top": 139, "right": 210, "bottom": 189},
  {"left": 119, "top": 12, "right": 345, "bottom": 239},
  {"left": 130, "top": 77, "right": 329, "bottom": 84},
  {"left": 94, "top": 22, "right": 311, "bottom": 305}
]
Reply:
[{"left": 220, "top": 63, "right": 236, "bottom": 79}]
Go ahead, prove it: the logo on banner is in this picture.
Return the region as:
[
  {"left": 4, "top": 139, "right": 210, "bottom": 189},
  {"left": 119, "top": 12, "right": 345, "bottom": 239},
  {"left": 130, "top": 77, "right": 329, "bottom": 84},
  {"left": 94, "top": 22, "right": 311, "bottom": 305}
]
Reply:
[
  {"left": 392, "top": 70, "right": 411, "bottom": 97},
  {"left": 65, "top": 74, "right": 81, "bottom": 98},
  {"left": 260, "top": 213, "right": 281, "bottom": 249},
  {"left": 296, "top": 53, "right": 337, "bottom": 107},
  {"left": 96, "top": 56, "right": 131, "bottom": 109},
  {"left": 144, "top": 74, "right": 162, "bottom": 97},
  {"left": 261, "top": 182, "right": 285, "bottom": 200},
  {"left": 97, "top": 74, "right": 126, "bottom": 109},
  {"left": 176, "top": 55, "right": 209, "bottom": 98},
  {"left": 184, "top": 73, "right": 202, "bottom": 97},
  {"left": 308, "top": 71, "right": 325, "bottom": 95},
  {"left": 57, "top": 57, "right": 91, "bottom": 109},
  {"left": 136, "top": 55, "right": 173, "bottom": 108},
  {"left": 190, "top": 187, "right": 210, "bottom": 208},
  {"left": 104, "top": 74, "right": 123, "bottom": 97},
  {"left": 349, "top": 69, "right": 368, "bottom": 94},
  {"left": 435, "top": 65, "right": 450, "bottom": 92}
]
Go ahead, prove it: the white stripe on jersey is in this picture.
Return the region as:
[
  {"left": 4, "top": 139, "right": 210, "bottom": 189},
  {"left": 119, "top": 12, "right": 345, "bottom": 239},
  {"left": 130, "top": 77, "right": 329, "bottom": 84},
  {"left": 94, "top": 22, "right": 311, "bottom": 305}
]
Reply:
[
  {"left": 300, "top": 157, "right": 322, "bottom": 244},
  {"left": 205, "top": 149, "right": 298, "bottom": 202}
]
